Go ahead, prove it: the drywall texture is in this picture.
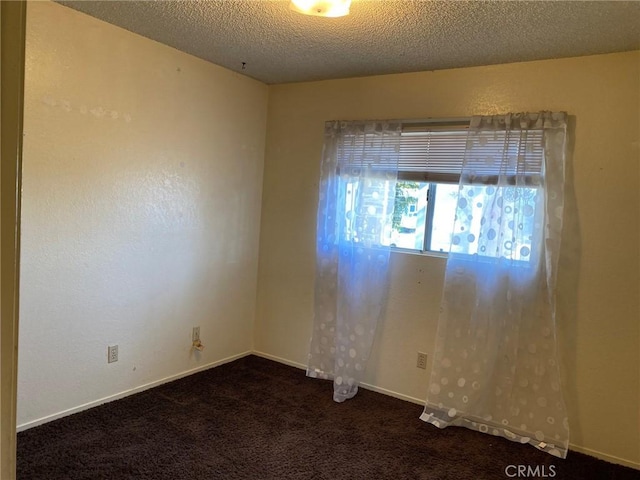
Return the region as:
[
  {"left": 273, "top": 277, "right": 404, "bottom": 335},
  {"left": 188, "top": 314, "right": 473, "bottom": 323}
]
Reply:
[
  {"left": 18, "top": 1, "right": 267, "bottom": 427},
  {"left": 255, "top": 51, "right": 640, "bottom": 466}
]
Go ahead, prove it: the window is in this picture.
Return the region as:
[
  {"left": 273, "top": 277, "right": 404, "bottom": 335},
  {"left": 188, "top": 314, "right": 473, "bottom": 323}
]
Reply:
[
  {"left": 389, "top": 181, "right": 458, "bottom": 253},
  {"left": 380, "top": 122, "right": 544, "bottom": 258}
]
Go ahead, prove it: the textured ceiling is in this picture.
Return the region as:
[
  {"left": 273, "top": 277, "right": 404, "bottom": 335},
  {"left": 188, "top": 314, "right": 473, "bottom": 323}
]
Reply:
[{"left": 57, "top": 0, "right": 640, "bottom": 85}]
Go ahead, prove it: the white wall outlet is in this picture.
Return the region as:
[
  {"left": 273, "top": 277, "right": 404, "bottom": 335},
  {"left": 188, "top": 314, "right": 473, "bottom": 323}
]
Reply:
[
  {"left": 192, "top": 326, "right": 200, "bottom": 343},
  {"left": 417, "top": 352, "right": 427, "bottom": 369},
  {"left": 108, "top": 345, "right": 118, "bottom": 364}
]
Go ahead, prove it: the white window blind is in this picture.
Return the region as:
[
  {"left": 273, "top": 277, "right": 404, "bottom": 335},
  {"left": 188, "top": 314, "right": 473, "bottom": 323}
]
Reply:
[
  {"left": 338, "top": 122, "right": 545, "bottom": 185},
  {"left": 397, "top": 125, "right": 470, "bottom": 183}
]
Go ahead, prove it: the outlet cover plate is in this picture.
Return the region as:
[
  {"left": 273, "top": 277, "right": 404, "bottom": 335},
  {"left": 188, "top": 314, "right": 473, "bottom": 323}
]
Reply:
[
  {"left": 108, "top": 345, "right": 118, "bottom": 363},
  {"left": 417, "top": 352, "right": 427, "bottom": 369},
  {"left": 192, "top": 326, "right": 200, "bottom": 343}
]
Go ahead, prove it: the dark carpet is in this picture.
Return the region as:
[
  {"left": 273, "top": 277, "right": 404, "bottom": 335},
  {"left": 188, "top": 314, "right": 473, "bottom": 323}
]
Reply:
[{"left": 17, "top": 355, "right": 638, "bottom": 480}]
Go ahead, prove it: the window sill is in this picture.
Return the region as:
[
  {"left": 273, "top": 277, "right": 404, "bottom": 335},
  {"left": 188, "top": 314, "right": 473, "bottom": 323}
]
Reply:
[{"left": 390, "top": 247, "right": 448, "bottom": 260}]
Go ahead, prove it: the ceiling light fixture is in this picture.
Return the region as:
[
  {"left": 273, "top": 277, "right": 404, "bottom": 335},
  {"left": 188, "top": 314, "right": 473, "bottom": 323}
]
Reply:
[{"left": 290, "top": 0, "right": 351, "bottom": 18}]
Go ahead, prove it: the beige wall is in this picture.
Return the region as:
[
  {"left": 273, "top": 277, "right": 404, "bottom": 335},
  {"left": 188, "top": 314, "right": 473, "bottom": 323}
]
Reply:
[
  {"left": 18, "top": 2, "right": 267, "bottom": 427},
  {"left": 17, "top": 0, "right": 640, "bottom": 469},
  {"left": 255, "top": 51, "right": 640, "bottom": 467}
]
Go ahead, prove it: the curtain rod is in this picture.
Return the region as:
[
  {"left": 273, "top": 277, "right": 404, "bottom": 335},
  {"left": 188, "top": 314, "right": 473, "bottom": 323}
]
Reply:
[
  {"left": 327, "top": 117, "right": 471, "bottom": 126},
  {"left": 390, "top": 116, "right": 471, "bottom": 125}
]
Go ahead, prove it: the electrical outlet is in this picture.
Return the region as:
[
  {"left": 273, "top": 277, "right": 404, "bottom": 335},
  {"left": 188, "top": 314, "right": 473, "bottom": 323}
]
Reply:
[
  {"left": 108, "top": 345, "right": 118, "bottom": 364},
  {"left": 417, "top": 352, "right": 427, "bottom": 370},
  {"left": 192, "top": 326, "right": 200, "bottom": 343}
]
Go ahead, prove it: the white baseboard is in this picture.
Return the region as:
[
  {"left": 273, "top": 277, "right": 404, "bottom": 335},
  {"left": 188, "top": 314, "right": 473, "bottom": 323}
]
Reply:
[
  {"left": 253, "top": 351, "right": 639, "bottom": 470},
  {"left": 252, "top": 350, "right": 424, "bottom": 406},
  {"left": 252, "top": 351, "right": 306, "bottom": 369},
  {"left": 359, "top": 381, "right": 425, "bottom": 406},
  {"left": 17, "top": 351, "right": 252, "bottom": 432},
  {"left": 17, "top": 349, "right": 640, "bottom": 471},
  {"left": 568, "top": 443, "right": 639, "bottom": 470}
]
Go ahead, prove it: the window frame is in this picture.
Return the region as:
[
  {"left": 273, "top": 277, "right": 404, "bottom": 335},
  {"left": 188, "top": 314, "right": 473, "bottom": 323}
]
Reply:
[
  {"left": 389, "top": 178, "right": 456, "bottom": 257},
  {"left": 388, "top": 119, "right": 544, "bottom": 259},
  {"left": 390, "top": 118, "right": 470, "bottom": 257}
]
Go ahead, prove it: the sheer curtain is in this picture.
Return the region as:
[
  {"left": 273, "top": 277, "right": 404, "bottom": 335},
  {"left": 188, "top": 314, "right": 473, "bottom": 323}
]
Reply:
[
  {"left": 421, "top": 112, "right": 570, "bottom": 458},
  {"left": 307, "top": 121, "right": 401, "bottom": 402}
]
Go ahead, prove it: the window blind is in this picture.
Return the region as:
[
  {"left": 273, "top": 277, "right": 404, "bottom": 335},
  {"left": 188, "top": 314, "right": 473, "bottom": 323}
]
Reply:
[
  {"left": 338, "top": 123, "right": 545, "bottom": 185},
  {"left": 397, "top": 126, "right": 470, "bottom": 183}
]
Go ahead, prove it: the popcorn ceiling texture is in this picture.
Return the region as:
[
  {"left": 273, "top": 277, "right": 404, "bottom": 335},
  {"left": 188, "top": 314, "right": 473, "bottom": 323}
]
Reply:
[{"left": 57, "top": 0, "right": 640, "bottom": 84}]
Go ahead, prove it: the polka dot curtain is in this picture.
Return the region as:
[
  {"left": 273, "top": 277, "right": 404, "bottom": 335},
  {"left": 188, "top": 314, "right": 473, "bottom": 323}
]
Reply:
[
  {"left": 307, "top": 121, "right": 401, "bottom": 402},
  {"left": 421, "top": 112, "right": 570, "bottom": 458}
]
